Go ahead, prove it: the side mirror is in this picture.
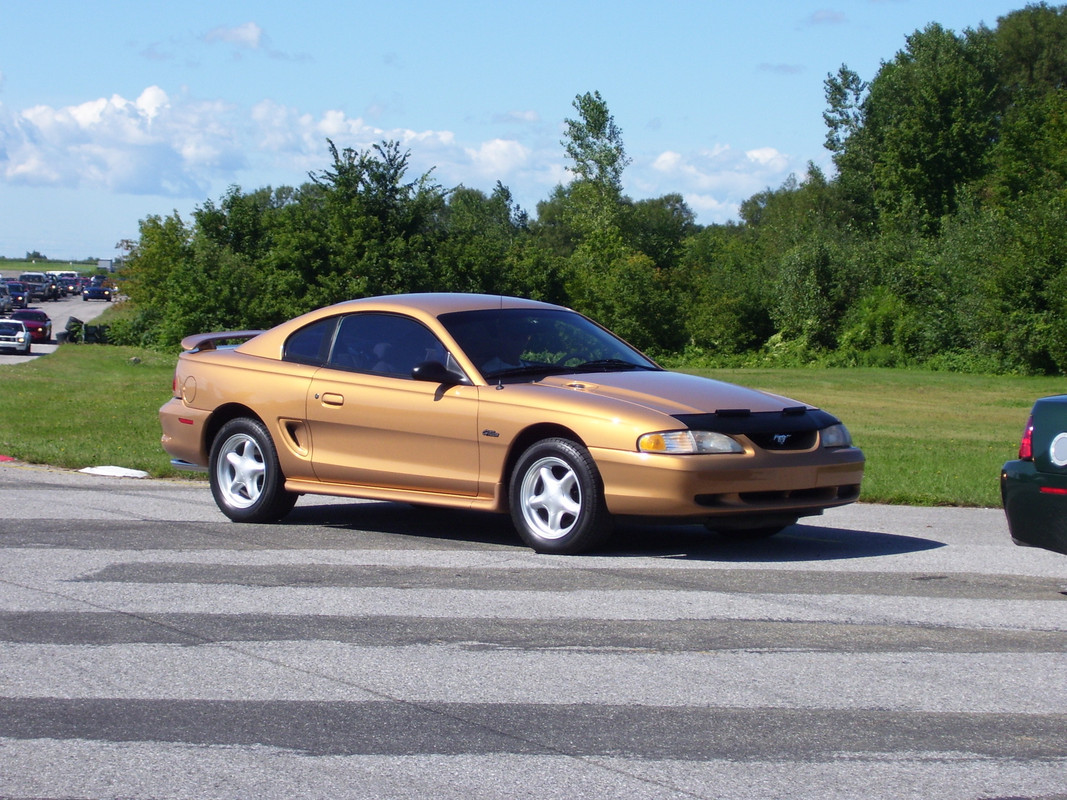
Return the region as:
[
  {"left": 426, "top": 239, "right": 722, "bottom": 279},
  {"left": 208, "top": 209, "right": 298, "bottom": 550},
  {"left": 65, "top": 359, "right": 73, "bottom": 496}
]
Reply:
[{"left": 411, "top": 360, "right": 469, "bottom": 386}]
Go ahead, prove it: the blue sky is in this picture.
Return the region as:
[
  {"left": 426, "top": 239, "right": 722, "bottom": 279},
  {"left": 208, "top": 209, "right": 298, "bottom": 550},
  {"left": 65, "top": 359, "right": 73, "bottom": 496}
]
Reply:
[{"left": 0, "top": 0, "right": 1026, "bottom": 259}]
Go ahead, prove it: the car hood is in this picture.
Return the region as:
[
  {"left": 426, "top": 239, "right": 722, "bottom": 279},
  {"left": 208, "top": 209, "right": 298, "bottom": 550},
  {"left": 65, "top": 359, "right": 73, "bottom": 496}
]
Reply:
[{"left": 535, "top": 370, "right": 810, "bottom": 417}]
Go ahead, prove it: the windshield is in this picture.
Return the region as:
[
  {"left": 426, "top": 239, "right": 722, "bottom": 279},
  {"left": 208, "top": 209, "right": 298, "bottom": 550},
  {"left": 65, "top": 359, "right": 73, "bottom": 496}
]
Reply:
[{"left": 439, "top": 307, "right": 658, "bottom": 381}]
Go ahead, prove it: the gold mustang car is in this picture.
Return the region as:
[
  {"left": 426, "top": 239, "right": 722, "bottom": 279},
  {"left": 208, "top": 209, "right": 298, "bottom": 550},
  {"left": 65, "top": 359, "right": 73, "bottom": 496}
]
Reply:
[{"left": 160, "top": 294, "right": 864, "bottom": 553}]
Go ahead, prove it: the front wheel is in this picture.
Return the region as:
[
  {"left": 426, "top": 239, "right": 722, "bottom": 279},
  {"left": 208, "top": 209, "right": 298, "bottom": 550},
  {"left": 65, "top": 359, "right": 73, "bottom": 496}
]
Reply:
[
  {"left": 509, "top": 437, "right": 611, "bottom": 554},
  {"left": 209, "top": 418, "right": 297, "bottom": 523}
]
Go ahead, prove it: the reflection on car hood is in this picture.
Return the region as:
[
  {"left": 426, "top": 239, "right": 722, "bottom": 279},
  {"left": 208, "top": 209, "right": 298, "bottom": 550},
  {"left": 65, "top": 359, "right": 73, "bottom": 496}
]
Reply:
[{"left": 535, "top": 371, "right": 808, "bottom": 416}]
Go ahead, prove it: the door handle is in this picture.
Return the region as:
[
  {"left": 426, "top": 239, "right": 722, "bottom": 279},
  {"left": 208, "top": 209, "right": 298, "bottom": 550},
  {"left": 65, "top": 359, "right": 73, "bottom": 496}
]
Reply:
[{"left": 320, "top": 392, "right": 344, "bottom": 407}]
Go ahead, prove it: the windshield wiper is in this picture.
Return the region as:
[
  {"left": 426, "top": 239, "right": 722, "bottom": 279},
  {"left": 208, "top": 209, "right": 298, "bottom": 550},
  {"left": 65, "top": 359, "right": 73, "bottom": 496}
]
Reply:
[
  {"left": 569, "top": 359, "right": 658, "bottom": 372},
  {"left": 483, "top": 363, "right": 573, "bottom": 381}
]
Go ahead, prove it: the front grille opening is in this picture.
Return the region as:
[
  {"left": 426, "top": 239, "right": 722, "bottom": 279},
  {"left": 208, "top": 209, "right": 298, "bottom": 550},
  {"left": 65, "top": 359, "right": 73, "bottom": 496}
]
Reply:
[
  {"left": 697, "top": 484, "right": 860, "bottom": 509},
  {"left": 748, "top": 430, "right": 817, "bottom": 450}
]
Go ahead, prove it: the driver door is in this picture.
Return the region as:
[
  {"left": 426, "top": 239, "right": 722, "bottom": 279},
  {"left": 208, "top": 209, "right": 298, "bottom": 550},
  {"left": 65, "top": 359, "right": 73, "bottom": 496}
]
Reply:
[{"left": 305, "top": 312, "right": 480, "bottom": 496}]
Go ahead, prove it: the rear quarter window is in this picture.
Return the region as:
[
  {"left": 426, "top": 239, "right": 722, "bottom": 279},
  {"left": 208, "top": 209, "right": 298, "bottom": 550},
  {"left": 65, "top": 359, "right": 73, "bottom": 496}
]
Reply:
[{"left": 283, "top": 317, "right": 337, "bottom": 365}]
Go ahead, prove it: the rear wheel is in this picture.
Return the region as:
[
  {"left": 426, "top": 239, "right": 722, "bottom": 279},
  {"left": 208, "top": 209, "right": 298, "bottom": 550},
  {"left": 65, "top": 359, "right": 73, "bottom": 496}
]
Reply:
[
  {"left": 209, "top": 418, "right": 297, "bottom": 523},
  {"left": 509, "top": 437, "right": 611, "bottom": 554}
]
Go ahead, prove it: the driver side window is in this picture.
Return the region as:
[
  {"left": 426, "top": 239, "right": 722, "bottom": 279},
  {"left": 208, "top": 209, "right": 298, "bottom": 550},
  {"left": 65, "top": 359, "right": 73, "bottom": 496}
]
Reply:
[{"left": 327, "top": 313, "right": 444, "bottom": 378}]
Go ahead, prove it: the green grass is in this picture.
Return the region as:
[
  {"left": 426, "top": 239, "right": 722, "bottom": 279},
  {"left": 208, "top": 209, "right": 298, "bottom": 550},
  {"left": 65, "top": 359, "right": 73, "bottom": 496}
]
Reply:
[
  {"left": 0, "top": 345, "right": 183, "bottom": 477},
  {"left": 1, "top": 347, "right": 1059, "bottom": 506},
  {"left": 1, "top": 259, "right": 92, "bottom": 276}
]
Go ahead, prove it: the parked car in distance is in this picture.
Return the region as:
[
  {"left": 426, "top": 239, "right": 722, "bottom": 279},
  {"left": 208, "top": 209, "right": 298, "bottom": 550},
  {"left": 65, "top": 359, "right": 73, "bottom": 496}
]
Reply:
[
  {"left": 1001, "top": 395, "right": 1067, "bottom": 555},
  {"left": 0, "top": 319, "right": 31, "bottom": 354},
  {"left": 18, "top": 272, "right": 50, "bottom": 301},
  {"left": 160, "top": 293, "right": 865, "bottom": 554},
  {"left": 6, "top": 282, "right": 29, "bottom": 309},
  {"left": 82, "top": 276, "right": 113, "bottom": 302},
  {"left": 56, "top": 272, "right": 82, "bottom": 295},
  {"left": 0, "top": 284, "right": 12, "bottom": 314},
  {"left": 45, "top": 272, "right": 66, "bottom": 297},
  {"left": 10, "top": 308, "right": 52, "bottom": 343}
]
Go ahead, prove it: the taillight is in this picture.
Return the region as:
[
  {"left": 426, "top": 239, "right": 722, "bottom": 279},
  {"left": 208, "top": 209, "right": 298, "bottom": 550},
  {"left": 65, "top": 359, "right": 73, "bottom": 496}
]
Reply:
[
  {"left": 172, "top": 373, "right": 180, "bottom": 398},
  {"left": 1018, "top": 415, "right": 1034, "bottom": 460}
]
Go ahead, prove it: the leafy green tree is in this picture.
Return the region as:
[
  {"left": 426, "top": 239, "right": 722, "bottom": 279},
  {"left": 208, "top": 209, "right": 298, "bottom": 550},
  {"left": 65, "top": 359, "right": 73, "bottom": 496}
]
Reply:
[
  {"left": 531, "top": 185, "right": 581, "bottom": 259},
  {"left": 985, "top": 87, "right": 1067, "bottom": 202},
  {"left": 559, "top": 91, "right": 631, "bottom": 242},
  {"left": 771, "top": 237, "right": 850, "bottom": 350},
  {"left": 118, "top": 212, "right": 196, "bottom": 346},
  {"left": 994, "top": 2, "right": 1067, "bottom": 94},
  {"left": 435, "top": 182, "right": 528, "bottom": 294},
  {"left": 947, "top": 193, "right": 1067, "bottom": 373},
  {"left": 621, "top": 193, "right": 697, "bottom": 271},
  {"left": 122, "top": 213, "right": 193, "bottom": 313},
  {"left": 569, "top": 246, "right": 682, "bottom": 353},
  {"left": 310, "top": 139, "right": 448, "bottom": 300},
  {"left": 828, "top": 24, "right": 1000, "bottom": 234},
  {"left": 823, "top": 65, "right": 868, "bottom": 156},
  {"left": 561, "top": 90, "right": 630, "bottom": 191},
  {"left": 675, "top": 224, "right": 772, "bottom": 356},
  {"left": 822, "top": 66, "right": 878, "bottom": 226}
]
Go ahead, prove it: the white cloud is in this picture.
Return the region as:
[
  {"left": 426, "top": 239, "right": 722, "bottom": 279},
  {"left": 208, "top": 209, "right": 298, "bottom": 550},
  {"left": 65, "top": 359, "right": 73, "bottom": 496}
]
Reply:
[
  {"left": 745, "top": 146, "right": 789, "bottom": 170},
  {"left": 204, "top": 22, "right": 263, "bottom": 49},
  {"left": 0, "top": 83, "right": 794, "bottom": 225},
  {"left": 137, "top": 86, "right": 169, "bottom": 120},
  {"left": 493, "top": 110, "right": 540, "bottom": 124},
  {"left": 0, "top": 87, "right": 244, "bottom": 196},
  {"left": 638, "top": 143, "right": 796, "bottom": 223},
  {"left": 465, "top": 139, "right": 530, "bottom": 176},
  {"left": 683, "top": 193, "right": 741, "bottom": 222},
  {"left": 652, "top": 150, "right": 684, "bottom": 171}
]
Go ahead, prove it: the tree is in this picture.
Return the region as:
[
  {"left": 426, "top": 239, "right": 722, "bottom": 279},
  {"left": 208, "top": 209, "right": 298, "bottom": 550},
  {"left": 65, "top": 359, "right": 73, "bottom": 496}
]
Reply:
[
  {"left": 828, "top": 24, "right": 1000, "bottom": 234},
  {"left": 621, "top": 194, "right": 698, "bottom": 271},
  {"left": 561, "top": 90, "right": 630, "bottom": 191},
  {"left": 994, "top": 3, "right": 1067, "bottom": 95},
  {"left": 435, "top": 183, "right": 529, "bottom": 294},
  {"left": 823, "top": 65, "right": 868, "bottom": 155},
  {"left": 122, "top": 213, "right": 193, "bottom": 316},
  {"left": 675, "top": 224, "right": 773, "bottom": 356},
  {"left": 310, "top": 139, "right": 448, "bottom": 299}
]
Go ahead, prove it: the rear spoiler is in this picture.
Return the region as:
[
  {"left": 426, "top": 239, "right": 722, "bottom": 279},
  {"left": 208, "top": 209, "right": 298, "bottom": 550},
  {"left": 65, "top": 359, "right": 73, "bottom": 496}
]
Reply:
[{"left": 179, "top": 330, "right": 265, "bottom": 353}]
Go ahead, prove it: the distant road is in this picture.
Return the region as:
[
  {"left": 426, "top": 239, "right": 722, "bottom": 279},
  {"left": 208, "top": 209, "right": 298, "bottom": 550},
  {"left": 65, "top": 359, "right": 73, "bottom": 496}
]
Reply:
[
  {"left": 1, "top": 463, "right": 1064, "bottom": 800},
  {"left": 0, "top": 290, "right": 114, "bottom": 364}
]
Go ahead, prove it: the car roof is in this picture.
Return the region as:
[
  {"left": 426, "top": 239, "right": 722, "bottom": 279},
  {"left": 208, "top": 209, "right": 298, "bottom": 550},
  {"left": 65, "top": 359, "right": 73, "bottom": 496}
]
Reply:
[{"left": 237, "top": 293, "right": 564, "bottom": 359}]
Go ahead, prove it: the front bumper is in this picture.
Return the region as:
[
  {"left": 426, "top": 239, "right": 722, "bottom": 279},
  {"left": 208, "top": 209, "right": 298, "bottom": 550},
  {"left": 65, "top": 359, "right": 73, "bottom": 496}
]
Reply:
[{"left": 592, "top": 445, "right": 865, "bottom": 520}]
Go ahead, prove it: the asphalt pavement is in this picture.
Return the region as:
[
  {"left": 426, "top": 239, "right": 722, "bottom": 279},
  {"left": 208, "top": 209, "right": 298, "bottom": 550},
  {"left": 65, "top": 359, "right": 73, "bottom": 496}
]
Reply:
[{"left": 1, "top": 462, "right": 1065, "bottom": 800}]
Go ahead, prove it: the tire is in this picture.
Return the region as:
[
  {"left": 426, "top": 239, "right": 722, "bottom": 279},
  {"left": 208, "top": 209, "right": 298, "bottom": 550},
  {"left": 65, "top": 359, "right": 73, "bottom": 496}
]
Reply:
[
  {"left": 509, "top": 437, "right": 611, "bottom": 554},
  {"left": 209, "top": 418, "right": 297, "bottom": 523}
]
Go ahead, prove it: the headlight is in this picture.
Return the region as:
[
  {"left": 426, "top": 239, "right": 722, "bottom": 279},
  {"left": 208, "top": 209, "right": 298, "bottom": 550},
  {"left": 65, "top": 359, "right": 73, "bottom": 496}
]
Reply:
[
  {"left": 638, "top": 430, "right": 744, "bottom": 455},
  {"left": 821, "top": 423, "right": 853, "bottom": 448}
]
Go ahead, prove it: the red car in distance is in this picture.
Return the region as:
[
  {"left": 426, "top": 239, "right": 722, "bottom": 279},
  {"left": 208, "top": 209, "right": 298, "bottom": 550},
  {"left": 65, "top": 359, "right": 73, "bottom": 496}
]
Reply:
[{"left": 10, "top": 308, "right": 52, "bottom": 343}]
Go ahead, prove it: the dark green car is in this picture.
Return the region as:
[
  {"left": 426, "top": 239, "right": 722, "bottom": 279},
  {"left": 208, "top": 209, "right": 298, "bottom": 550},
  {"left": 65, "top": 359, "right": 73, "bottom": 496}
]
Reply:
[{"left": 1001, "top": 395, "right": 1067, "bottom": 555}]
